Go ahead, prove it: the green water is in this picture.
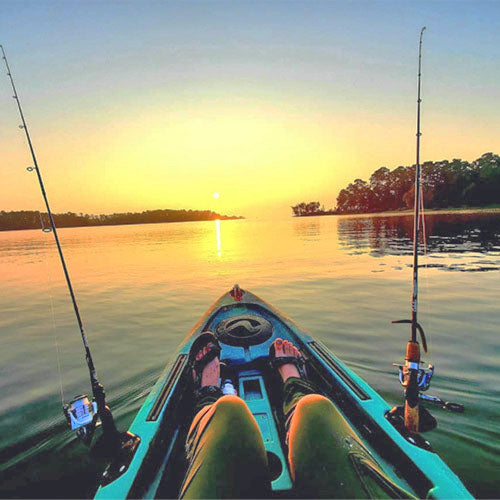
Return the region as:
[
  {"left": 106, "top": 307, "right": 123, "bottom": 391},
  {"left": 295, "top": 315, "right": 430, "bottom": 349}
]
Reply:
[{"left": 0, "top": 212, "right": 499, "bottom": 498}]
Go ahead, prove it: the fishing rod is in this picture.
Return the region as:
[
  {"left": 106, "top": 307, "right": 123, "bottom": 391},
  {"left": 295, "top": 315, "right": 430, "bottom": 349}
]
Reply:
[
  {"left": 392, "top": 27, "right": 431, "bottom": 434},
  {"left": 1, "top": 44, "right": 118, "bottom": 445}
]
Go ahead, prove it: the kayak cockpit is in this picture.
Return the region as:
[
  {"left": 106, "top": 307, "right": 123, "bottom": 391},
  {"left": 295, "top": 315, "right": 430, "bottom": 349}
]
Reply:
[{"left": 94, "top": 289, "right": 470, "bottom": 499}]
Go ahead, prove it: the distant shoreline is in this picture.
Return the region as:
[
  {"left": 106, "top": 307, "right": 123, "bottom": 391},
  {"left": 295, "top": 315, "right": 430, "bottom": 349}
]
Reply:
[
  {"left": 293, "top": 205, "right": 500, "bottom": 218},
  {"left": 293, "top": 153, "right": 500, "bottom": 219},
  {"left": 292, "top": 210, "right": 342, "bottom": 217},
  {"left": 0, "top": 217, "right": 244, "bottom": 233},
  {"left": 0, "top": 209, "right": 244, "bottom": 232}
]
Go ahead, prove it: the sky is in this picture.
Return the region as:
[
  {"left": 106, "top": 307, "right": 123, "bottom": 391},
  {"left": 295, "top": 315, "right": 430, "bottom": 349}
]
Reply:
[{"left": 1, "top": 0, "right": 499, "bottom": 219}]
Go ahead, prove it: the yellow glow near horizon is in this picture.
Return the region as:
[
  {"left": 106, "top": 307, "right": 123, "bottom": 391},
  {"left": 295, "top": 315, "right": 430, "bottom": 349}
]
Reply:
[
  {"left": 25, "top": 99, "right": 349, "bottom": 218},
  {"left": 1, "top": 94, "right": 499, "bottom": 220},
  {"left": 1, "top": 2, "right": 500, "bottom": 221}
]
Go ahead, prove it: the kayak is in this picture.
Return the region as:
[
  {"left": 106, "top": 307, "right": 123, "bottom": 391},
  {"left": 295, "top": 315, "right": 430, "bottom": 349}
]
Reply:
[{"left": 94, "top": 285, "right": 472, "bottom": 499}]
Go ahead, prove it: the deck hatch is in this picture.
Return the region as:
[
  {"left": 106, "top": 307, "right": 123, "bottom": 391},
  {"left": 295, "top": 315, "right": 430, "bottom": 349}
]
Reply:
[
  {"left": 308, "top": 341, "right": 370, "bottom": 401},
  {"left": 243, "top": 379, "right": 263, "bottom": 400},
  {"left": 147, "top": 354, "right": 187, "bottom": 421}
]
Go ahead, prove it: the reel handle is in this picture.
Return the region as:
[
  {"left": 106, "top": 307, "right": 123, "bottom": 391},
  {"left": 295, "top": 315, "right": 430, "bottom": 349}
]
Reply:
[{"left": 443, "top": 401, "right": 465, "bottom": 413}]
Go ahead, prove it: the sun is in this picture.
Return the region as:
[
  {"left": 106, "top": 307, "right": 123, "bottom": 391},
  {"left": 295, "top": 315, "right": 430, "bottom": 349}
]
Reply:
[{"left": 213, "top": 192, "right": 220, "bottom": 199}]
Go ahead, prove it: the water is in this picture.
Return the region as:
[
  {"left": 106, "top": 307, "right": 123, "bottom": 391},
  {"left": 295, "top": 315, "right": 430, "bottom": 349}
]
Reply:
[{"left": 1, "top": 212, "right": 499, "bottom": 498}]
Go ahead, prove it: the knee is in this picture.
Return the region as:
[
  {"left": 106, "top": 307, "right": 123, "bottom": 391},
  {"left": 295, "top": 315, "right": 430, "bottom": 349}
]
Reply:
[
  {"left": 296, "top": 394, "right": 334, "bottom": 415},
  {"left": 211, "top": 396, "right": 264, "bottom": 447},
  {"left": 293, "top": 394, "right": 355, "bottom": 440},
  {"left": 215, "top": 394, "right": 246, "bottom": 408},
  {"left": 213, "top": 395, "right": 250, "bottom": 420}
]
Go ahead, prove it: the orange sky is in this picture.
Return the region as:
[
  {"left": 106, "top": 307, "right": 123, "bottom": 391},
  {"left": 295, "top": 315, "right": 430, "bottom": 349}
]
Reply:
[{"left": 1, "top": 2, "right": 499, "bottom": 219}]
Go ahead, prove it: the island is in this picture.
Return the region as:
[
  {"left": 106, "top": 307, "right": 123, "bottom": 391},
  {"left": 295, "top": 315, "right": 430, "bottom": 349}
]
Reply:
[
  {"left": 291, "top": 202, "right": 337, "bottom": 217},
  {"left": 292, "top": 152, "right": 500, "bottom": 216},
  {"left": 0, "top": 209, "right": 243, "bottom": 232}
]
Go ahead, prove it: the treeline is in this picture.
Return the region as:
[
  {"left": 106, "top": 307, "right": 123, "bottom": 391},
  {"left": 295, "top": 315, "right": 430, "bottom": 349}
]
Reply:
[
  {"left": 0, "top": 209, "right": 243, "bottom": 231},
  {"left": 292, "top": 202, "right": 320, "bottom": 216},
  {"left": 291, "top": 202, "right": 336, "bottom": 216},
  {"left": 336, "top": 152, "right": 500, "bottom": 214}
]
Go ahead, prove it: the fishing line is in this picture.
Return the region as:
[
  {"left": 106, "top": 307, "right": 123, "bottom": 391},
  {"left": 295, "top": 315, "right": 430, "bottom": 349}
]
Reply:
[
  {"left": 420, "top": 184, "right": 428, "bottom": 259},
  {"left": 419, "top": 179, "right": 432, "bottom": 353},
  {"left": 39, "top": 212, "right": 66, "bottom": 405},
  {"left": 2, "top": 45, "right": 125, "bottom": 446},
  {"left": 1, "top": 43, "right": 114, "bottom": 424},
  {"left": 391, "top": 27, "right": 431, "bottom": 433},
  {"left": 1, "top": 44, "right": 97, "bottom": 387}
]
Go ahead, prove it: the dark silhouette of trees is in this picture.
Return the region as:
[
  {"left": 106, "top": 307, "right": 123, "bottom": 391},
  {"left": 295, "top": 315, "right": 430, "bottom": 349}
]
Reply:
[
  {"left": 291, "top": 201, "right": 332, "bottom": 216},
  {"left": 0, "top": 209, "right": 243, "bottom": 231},
  {"left": 335, "top": 153, "right": 500, "bottom": 214}
]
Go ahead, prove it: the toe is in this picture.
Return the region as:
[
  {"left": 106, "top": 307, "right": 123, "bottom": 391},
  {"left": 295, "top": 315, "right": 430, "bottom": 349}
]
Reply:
[
  {"left": 274, "top": 338, "right": 284, "bottom": 355},
  {"left": 281, "top": 340, "right": 288, "bottom": 356}
]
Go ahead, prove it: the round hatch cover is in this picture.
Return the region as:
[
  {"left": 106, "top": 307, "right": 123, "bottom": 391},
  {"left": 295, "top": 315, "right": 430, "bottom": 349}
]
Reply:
[{"left": 215, "top": 315, "right": 273, "bottom": 347}]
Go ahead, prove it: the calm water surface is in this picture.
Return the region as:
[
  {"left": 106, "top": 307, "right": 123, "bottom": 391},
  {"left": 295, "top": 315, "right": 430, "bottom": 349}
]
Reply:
[{"left": 1, "top": 212, "right": 499, "bottom": 498}]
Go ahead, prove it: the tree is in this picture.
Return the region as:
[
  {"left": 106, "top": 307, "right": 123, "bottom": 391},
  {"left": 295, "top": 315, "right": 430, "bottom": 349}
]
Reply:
[
  {"left": 370, "top": 167, "right": 393, "bottom": 211},
  {"left": 291, "top": 202, "right": 322, "bottom": 216},
  {"left": 334, "top": 152, "right": 500, "bottom": 214}
]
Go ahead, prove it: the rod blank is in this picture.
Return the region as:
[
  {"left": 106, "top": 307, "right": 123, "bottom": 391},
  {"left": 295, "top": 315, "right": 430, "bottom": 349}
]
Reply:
[{"left": 1, "top": 44, "right": 102, "bottom": 399}]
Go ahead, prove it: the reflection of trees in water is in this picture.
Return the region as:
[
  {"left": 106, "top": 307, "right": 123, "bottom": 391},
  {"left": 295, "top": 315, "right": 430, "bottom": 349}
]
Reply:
[
  {"left": 338, "top": 213, "right": 500, "bottom": 256},
  {"left": 293, "top": 219, "right": 322, "bottom": 240}
]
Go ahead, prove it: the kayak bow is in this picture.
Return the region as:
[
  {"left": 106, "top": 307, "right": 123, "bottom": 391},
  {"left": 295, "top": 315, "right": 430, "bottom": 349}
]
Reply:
[{"left": 94, "top": 286, "right": 471, "bottom": 499}]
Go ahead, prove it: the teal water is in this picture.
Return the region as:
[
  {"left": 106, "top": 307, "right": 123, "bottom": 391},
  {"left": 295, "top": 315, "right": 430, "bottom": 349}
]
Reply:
[{"left": 0, "top": 212, "right": 499, "bottom": 498}]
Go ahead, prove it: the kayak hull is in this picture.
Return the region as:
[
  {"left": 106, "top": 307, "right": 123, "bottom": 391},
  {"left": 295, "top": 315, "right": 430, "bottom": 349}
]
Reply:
[{"left": 94, "top": 287, "right": 472, "bottom": 499}]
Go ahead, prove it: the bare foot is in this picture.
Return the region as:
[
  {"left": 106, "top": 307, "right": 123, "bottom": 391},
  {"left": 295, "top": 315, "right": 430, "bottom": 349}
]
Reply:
[
  {"left": 192, "top": 344, "right": 220, "bottom": 387},
  {"left": 272, "top": 338, "right": 302, "bottom": 382}
]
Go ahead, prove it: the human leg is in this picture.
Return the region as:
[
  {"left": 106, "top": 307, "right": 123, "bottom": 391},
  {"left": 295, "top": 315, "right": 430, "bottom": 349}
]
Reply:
[
  {"left": 179, "top": 333, "right": 270, "bottom": 499},
  {"left": 272, "top": 339, "right": 414, "bottom": 499},
  {"left": 180, "top": 394, "right": 270, "bottom": 499}
]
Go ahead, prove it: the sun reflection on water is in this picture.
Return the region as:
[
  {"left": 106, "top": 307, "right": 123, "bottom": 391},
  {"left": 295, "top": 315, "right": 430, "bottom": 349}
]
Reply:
[{"left": 216, "top": 219, "right": 221, "bottom": 258}]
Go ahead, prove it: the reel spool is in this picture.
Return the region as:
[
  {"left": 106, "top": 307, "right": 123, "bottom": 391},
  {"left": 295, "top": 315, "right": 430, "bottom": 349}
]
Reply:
[{"left": 63, "top": 394, "right": 98, "bottom": 445}]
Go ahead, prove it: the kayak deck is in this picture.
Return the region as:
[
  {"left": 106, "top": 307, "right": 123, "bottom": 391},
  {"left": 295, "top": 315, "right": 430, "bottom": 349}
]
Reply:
[{"left": 94, "top": 288, "right": 471, "bottom": 499}]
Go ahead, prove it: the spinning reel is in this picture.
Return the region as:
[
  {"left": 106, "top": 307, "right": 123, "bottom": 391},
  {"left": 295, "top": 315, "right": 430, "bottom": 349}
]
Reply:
[
  {"left": 63, "top": 394, "right": 98, "bottom": 446},
  {"left": 394, "top": 362, "right": 434, "bottom": 392}
]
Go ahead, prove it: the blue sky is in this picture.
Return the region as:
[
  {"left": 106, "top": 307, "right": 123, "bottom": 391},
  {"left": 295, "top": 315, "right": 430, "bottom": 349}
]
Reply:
[{"left": 1, "top": 1, "right": 499, "bottom": 216}]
